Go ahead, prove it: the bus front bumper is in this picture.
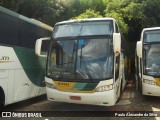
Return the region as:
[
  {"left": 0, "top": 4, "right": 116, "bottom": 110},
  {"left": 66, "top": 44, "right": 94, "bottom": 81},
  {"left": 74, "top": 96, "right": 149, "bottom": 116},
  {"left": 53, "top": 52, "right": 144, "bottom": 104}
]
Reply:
[
  {"left": 142, "top": 83, "right": 160, "bottom": 96},
  {"left": 46, "top": 87, "right": 116, "bottom": 106}
]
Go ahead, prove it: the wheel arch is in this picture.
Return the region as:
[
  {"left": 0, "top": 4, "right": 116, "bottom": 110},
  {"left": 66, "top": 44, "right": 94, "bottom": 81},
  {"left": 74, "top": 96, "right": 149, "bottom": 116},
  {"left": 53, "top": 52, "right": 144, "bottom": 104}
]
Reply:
[{"left": 0, "top": 86, "right": 5, "bottom": 107}]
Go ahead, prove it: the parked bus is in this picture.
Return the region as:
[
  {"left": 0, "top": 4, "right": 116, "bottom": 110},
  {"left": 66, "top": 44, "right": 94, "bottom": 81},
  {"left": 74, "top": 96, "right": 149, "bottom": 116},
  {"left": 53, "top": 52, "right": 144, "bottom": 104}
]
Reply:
[
  {"left": 0, "top": 6, "right": 53, "bottom": 108},
  {"left": 35, "top": 18, "right": 130, "bottom": 106},
  {"left": 136, "top": 27, "right": 160, "bottom": 96}
]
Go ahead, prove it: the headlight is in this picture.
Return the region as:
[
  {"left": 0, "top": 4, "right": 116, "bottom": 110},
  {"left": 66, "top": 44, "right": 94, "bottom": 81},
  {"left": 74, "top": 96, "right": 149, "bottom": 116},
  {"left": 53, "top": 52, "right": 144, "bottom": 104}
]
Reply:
[
  {"left": 143, "top": 79, "right": 156, "bottom": 85},
  {"left": 46, "top": 82, "right": 56, "bottom": 89},
  {"left": 96, "top": 84, "right": 113, "bottom": 92}
]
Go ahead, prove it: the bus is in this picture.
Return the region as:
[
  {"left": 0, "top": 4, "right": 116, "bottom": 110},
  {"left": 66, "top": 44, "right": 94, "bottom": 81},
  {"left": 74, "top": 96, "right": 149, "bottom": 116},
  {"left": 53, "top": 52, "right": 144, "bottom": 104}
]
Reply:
[
  {"left": 136, "top": 27, "right": 160, "bottom": 96},
  {"left": 35, "top": 18, "right": 130, "bottom": 106},
  {"left": 0, "top": 6, "right": 53, "bottom": 108}
]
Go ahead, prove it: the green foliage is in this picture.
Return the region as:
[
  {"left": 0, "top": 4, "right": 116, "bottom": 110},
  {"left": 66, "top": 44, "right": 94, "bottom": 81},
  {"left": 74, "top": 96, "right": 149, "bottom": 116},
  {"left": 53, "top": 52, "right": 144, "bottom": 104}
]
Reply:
[
  {"left": 0, "top": 0, "right": 64, "bottom": 25},
  {"left": 104, "top": 0, "right": 144, "bottom": 33},
  {"left": 142, "top": 0, "right": 160, "bottom": 27},
  {"left": 71, "top": 9, "right": 103, "bottom": 19},
  {"left": 121, "top": 1, "right": 144, "bottom": 20},
  {"left": 106, "top": 11, "right": 128, "bottom": 33},
  {"left": 0, "top": 0, "right": 25, "bottom": 11},
  {"left": 104, "top": 0, "right": 128, "bottom": 33},
  {"left": 1, "top": 0, "right": 160, "bottom": 42}
]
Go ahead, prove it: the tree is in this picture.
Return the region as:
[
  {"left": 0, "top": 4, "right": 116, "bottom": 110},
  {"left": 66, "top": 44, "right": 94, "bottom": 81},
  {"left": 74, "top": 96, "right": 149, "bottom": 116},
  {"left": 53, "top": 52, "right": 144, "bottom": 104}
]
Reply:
[
  {"left": 0, "top": 0, "right": 65, "bottom": 26},
  {"left": 71, "top": 8, "right": 103, "bottom": 19},
  {"left": 0, "top": 0, "right": 24, "bottom": 11},
  {"left": 104, "top": 0, "right": 144, "bottom": 34},
  {"left": 142, "top": 0, "right": 160, "bottom": 28},
  {"left": 1, "top": 0, "right": 160, "bottom": 41}
]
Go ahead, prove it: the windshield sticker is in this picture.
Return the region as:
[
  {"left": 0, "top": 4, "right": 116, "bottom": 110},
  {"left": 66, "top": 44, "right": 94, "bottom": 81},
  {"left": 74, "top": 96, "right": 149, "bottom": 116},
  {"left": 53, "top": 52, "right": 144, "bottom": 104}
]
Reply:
[{"left": 78, "top": 39, "right": 85, "bottom": 46}]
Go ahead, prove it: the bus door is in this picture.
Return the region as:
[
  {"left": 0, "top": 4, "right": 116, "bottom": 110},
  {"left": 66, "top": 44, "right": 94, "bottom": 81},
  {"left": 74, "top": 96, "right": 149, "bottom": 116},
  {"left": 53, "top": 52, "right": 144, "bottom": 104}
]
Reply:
[{"left": 114, "top": 54, "right": 121, "bottom": 98}]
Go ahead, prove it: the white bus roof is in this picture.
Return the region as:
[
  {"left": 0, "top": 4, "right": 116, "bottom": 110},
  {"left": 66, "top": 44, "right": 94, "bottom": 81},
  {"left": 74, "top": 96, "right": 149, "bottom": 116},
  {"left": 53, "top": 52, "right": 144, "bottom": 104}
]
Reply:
[
  {"left": 143, "top": 27, "right": 160, "bottom": 32},
  {"left": 140, "top": 27, "right": 160, "bottom": 41},
  {"left": 55, "top": 18, "right": 116, "bottom": 26},
  {"left": 0, "top": 6, "right": 53, "bottom": 31}
]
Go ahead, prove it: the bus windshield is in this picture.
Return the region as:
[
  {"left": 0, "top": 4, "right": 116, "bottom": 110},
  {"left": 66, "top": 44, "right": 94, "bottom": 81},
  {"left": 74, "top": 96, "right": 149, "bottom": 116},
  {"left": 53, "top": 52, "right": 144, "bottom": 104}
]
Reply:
[
  {"left": 144, "top": 44, "right": 160, "bottom": 76},
  {"left": 47, "top": 37, "right": 114, "bottom": 81},
  {"left": 143, "top": 30, "right": 160, "bottom": 76},
  {"left": 53, "top": 21, "right": 113, "bottom": 38},
  {"left": 144, "top": 30, "right": 160, "bottom": 43}
]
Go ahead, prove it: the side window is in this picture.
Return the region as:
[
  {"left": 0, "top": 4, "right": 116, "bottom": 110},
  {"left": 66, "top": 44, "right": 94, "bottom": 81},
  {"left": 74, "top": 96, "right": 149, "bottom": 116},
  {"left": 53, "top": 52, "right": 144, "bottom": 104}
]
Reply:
[
  {"left": 115, "top": 55, "right": 120, "bottom": 81},
  {"left": 115, "top": 23, "right": 119, "bottom": 33},
  {"left": 0, "top": 12, "right": 19, "bottom": 46}
]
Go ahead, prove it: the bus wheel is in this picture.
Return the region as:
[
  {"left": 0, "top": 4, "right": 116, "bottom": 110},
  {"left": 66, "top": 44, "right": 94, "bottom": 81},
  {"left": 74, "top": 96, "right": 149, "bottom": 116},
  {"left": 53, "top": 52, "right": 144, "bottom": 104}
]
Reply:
[{"left": 0, "top": 88, "right": 5, "bottom": 110}]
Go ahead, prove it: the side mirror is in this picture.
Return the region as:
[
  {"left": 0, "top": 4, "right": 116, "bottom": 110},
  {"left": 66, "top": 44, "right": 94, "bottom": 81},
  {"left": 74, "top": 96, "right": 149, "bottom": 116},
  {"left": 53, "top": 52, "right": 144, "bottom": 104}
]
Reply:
[
  {"left": 35, "top": 37, "right": 50, "bottom": 57},
  {"left": 136, "top": 41, "right": 142, "bottom": 58},
  {"left": 113, "top": 33, "right": 121, "bottom": 56}
]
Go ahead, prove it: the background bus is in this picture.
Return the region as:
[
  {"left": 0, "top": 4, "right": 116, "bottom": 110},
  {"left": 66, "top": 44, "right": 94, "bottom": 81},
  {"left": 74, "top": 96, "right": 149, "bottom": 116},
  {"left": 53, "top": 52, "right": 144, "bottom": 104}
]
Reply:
[
  {"left": 36, "top": 18, "right": 130, "bottom": 106},
  {"left": 0, "top": 6, "right": 53, "bottom": 108},
  {"left": 136, "top": 27, "right": 160, "bottom": 96}
]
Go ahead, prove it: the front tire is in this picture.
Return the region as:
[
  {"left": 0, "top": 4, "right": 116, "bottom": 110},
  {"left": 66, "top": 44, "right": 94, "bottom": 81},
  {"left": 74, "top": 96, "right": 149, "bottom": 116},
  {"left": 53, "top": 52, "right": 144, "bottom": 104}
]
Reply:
[{"left": 0, "top": 88, "right": 5, "bottom": 110}]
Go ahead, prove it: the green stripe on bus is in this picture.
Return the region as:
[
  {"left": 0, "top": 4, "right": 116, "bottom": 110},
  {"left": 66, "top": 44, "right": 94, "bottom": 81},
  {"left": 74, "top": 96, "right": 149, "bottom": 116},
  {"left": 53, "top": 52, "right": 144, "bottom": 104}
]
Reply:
[
  {"left": 70, "top": 83, "right": 87, "bottom": 91},
  {"left": 13, "top": 47, "right": 45, "bottom": 87},
  {"left": 70, "top": 82, "right": 98, "bottom": 91},
  {"left": 82, "top": 82, "right": 98, "bottom": 91}
]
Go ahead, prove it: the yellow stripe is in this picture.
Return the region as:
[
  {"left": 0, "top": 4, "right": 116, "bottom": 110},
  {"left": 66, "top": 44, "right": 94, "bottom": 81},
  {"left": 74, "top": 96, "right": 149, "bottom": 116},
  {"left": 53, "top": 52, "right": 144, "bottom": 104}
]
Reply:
[
  {"left": 52, "top": 52, "right": 56, "bottom": 63},
  {"left": 54, "top": 81, "right": 76, "bottom": 91},
  {"left": 0, "top": 61, "right": 14, "bottom": 63},
  {"left": 155, "top": 78, "right": 160, "bottom": 86},
  {"left": 40, "top": 23, "right": 53, "bottom": 31},
  {"left": 53, "top": 81, "right": 96, "bottom": 93}
]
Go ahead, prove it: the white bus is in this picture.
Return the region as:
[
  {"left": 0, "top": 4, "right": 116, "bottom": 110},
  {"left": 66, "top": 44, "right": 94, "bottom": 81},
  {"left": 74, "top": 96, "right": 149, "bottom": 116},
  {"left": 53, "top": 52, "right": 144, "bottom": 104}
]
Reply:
[
  {"left": 36, "top": 18, "right": 130, "bottom": 106},
  {"left": 136, "top": 27, "right": 160, "bottom": 96},
  {"left": 0, "top": 6, "right": 53, "bottom": 108}
]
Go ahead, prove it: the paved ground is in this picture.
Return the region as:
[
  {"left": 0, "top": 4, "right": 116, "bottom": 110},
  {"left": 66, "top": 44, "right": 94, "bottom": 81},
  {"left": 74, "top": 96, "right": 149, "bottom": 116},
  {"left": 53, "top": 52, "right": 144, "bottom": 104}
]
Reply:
[{"left": 1, "top": 83, "right": 160, "bottom": 120}]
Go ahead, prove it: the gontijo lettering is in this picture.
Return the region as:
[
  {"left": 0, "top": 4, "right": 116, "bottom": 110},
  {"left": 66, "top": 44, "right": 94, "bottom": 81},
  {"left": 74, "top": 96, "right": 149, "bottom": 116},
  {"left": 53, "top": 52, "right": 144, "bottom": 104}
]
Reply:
[
  {"left": 0, "top": 56, "right": 14, "bottom": 63},
  {"left": 0, "top": 56, "right": 9, "bottom": 60}
]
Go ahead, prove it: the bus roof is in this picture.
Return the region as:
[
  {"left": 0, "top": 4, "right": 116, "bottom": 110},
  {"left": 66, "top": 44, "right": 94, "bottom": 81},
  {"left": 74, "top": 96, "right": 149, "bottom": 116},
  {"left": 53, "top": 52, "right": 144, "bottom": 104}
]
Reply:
[
  {"left": 55, "top": 18, "right": 116, "bottom": 26},
  {"left": 0, "top": 6, "right": 53, "bottom": 31},
  {"left": 142, "top": 27, "right": 160, "bottom": 32}
]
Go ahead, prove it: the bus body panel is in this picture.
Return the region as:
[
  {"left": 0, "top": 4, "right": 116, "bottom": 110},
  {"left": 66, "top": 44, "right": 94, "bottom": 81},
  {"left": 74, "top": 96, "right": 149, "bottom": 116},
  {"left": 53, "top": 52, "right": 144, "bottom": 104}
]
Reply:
[
  {"left": 0, "top": 46, "right": 46, "bottom": 105},
  {"left": 136, "top": 27, "right": 160, "bottom": 96},
  {"left": 45, "top": 77, "right": 116, "bottom": 106},
  {"left": 141, "top": 75, "right": 160, "bottom": 96},
  {"left": 0, "top": 46, "right": 21, "bottom": 69},
  {"left": 47, "top": 87, "right": 116, "bottom": 106},
  {"left": 0, "top": 6, "right": 53, "bottom": 106},
  {"left": 40, "top": 18, "right": 130, "bottom": 106},
  {"left": 142, "top": 83, "right": 160, "bottom": 96}
]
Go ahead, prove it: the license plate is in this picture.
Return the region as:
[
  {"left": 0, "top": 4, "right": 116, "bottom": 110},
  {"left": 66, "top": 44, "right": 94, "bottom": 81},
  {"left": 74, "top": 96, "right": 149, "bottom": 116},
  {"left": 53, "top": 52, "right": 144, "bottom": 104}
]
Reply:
[{"left": 70, "top": 96, "right": 81, "bottom": 100}]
